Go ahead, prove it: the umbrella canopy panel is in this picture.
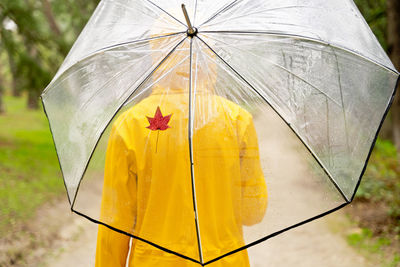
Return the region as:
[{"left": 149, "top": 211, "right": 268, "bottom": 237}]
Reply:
[
  {"left": 42, "top": 34, "right": 187, "bottom": 201},
  {"left": 198, "top": 32, "right": 398, "bottom": 200},
  {"left": 198, "top": 0, "right": 394, "bottom": 69},
  {"left": 42, "top": 0, "right": 399, "bottom": 265},
  {"left": 48, "top": 0, "right": 187, "bottom": 82}
]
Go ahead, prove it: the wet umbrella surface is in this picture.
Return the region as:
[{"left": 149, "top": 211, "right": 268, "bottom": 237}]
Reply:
[{"left": 41, "top": 0, "right": 399, "bottom": 266}]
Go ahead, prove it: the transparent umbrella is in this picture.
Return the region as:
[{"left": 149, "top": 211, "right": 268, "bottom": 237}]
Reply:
[{"left": 41, "top": 0, "right": 398, "bottom": 266}]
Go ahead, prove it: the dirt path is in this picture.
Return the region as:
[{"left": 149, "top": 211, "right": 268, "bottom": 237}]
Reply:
[
  {"left": 40, "top": 106, "right": 370, "bottom": 267},
  {"left": 41, "top": 210, "right": 97, "bottom": 267},
  {"left": 246, "top": 106, "right": 370, "bottom": 267}
]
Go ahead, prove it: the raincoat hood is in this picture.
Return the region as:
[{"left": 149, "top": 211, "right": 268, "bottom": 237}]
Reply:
[
  {"left": 151, "top": 42, "right": 217, "bottom": 95},
  {"left": 149, "top": 9, "right": 217, "bottom": 96}
]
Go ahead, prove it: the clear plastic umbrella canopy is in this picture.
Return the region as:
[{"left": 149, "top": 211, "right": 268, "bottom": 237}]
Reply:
[{"left": 41, "top": 0, "right": 398, "bottom": 265}]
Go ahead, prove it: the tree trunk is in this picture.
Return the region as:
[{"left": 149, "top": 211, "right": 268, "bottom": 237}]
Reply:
[
  {"left": 387, "top": 0, "right": 400, "bottom": 155},
  {"left": 0, "top": 63, "right": 5, "bottom": 114},
  {"left": 0, "top": 17, "right": 20, "bottom": 97},
  {"left": 27, "top": 90, "right": 39, "bottom": 109},
  {"left": 7, "top": 53, "right": 20, "bottom": 97},
  {"left": 40, "top": 0, "right": 61, "bottom": 36},
  {"left": 25, "top": 42, "right": 41, "bottom": 110},
  {"left": 0, "top": 90, "right": 4, "bottom": 114},
  {"left": 0, "top": 88, "right": 4, "bottom": 114}
]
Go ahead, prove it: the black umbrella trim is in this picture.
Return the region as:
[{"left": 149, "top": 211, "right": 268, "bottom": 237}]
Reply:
[{"left": 72, "top": 208, "right": 201, "bottom": 265}]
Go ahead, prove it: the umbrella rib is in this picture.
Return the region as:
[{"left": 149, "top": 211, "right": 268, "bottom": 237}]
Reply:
[
  {"left": 197, "top": 0, "right": 242, "bottom": 28},
  {"left": 188, "top": 37, "right": 205, "bottom": 265},
  {"left": 199, "top": 30, "right": 399, "bottom": 75},
  {"left": 70, "top": 37, "right": 188, "bottom": 209},
  {"left": 144, "top": 0, "right": 186, "bottom": 27},
  {"left": 196, "top": 35, "right": 350, "bottom": 203}
]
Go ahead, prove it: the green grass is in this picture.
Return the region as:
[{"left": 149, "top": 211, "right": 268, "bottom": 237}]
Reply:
[
  {"left": 356, "top": 139, "right": 400, "bottom": 232},
  {"left": 346, "top": 228, "right": 400, "bottom": 267},
  {"left": 0, "top": 95, "right": 64, "bottom": 235},
  {"left": 347, "top": 228, "right": 391, "bottom": 253}
]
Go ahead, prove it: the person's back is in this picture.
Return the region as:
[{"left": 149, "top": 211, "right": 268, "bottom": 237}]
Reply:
[
  {"left": 96, "top": 85, "right": 267, "bottom": 266},
  {"left": 95, "top": 68, "right": 267, "bottom": 266}
]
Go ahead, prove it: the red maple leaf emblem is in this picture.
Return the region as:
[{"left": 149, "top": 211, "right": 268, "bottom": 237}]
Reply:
[{"left": 146, "top": 106, "right": 172, "bottom": 131}]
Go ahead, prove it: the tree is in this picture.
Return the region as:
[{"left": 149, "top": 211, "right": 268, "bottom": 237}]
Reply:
[
  {"left": 0, "top": 60, "right": 4, "bottom": 114},
  {"left": 387, "top": 0, "right": 400, "bottom": 155},
  {"left": 0, "top": 18, "right": 21, "bottom": 97},
  {"left": 40, "top": 0, "right": 61, "bottom": 37},
  {"left": 0, "top": 0, "right": 100, "bottom": 109},
  {"left": 0, "top": 0, "right": 64, "bottom": 109},
  {"left": 355, "top": 0, "right": 388, "bottom": 50}
]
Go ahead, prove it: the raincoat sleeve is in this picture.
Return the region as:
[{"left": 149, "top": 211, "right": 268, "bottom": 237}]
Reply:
[
  {"left": 238, "top": 111, "right": 268, "bottom": 226},
  {"left": 95, "top": 122, "right": 137, "bottom": 267}
]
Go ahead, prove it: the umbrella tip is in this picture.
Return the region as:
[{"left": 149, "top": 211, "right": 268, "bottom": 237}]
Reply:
[{"left": 181, "top": 3, "right": 197, "bottom": 37}]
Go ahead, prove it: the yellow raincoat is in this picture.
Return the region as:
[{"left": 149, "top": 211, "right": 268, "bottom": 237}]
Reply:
[{"left": 95, "top": 43, "right": 267, "bottom": 266}]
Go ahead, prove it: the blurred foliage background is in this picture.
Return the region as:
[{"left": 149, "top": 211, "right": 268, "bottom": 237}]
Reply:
[
  {"left": 0, "top": 0, "right": 99, "bottom": 109},
  {"left": 0, "top": 0, "right": 399, "bottom": 266}
]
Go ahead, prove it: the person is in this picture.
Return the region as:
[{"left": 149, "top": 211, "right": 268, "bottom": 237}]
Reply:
[{"left": 95, "top": 39, "right": 267, "bottom": 267}]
